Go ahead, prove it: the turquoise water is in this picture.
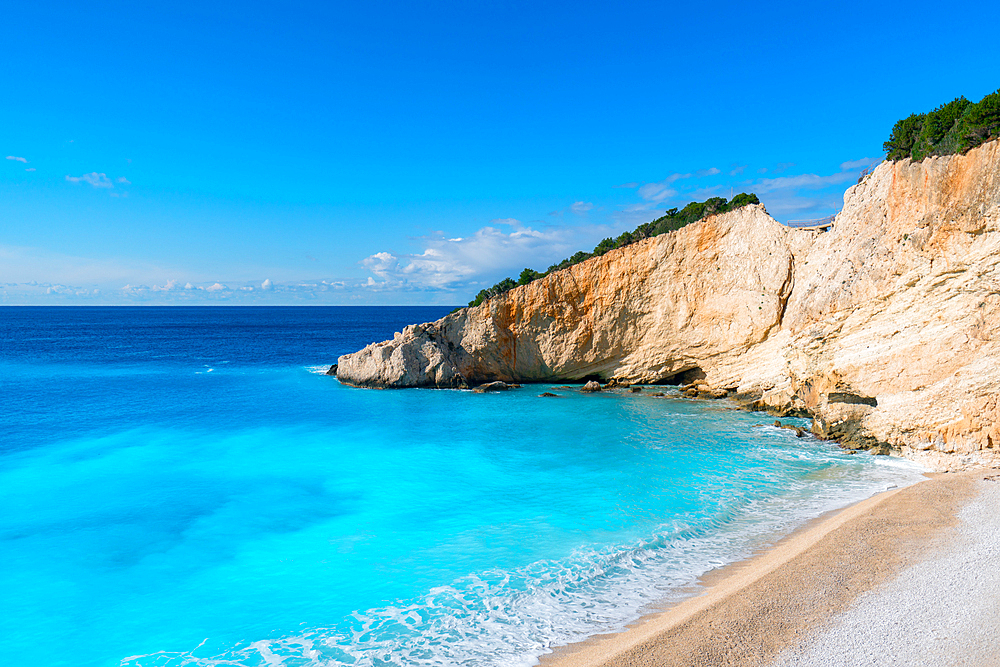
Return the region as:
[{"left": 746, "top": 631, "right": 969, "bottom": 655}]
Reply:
[{"left": 0, "top": 307, "right": 925, "bottom": 667}]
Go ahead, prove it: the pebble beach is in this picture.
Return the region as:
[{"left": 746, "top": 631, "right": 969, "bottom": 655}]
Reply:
[{"left": 542, "top": 469, "right": 999, "bottom": 667}]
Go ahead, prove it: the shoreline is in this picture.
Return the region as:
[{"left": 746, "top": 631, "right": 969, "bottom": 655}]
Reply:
[
  {"left": 540, "top": 469, "right": 988, "bottom": 667},
  {"left": 331, "top": 378, "right": 983, "bottom": 473}
]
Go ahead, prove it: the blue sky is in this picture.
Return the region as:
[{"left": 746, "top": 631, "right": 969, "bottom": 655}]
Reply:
[{"left": 3, "top": 0, "right": 999, "bottom": 305}]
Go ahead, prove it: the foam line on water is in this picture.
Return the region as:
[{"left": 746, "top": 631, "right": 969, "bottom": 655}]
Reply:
[{"left": 121, "top": 454, "right": 927, "bottom": 667}]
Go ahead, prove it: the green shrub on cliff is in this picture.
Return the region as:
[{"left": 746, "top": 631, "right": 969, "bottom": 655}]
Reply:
[
  {"left": 885, "top": 89, "right": 1000, "bottom": 161},
  {"left": 468, "top": 277, "right": 518, "bottom": 307},
  {"left": 592, "top": 237, "right": 616, "bottom": 256},
  {"left": 517, "top": 268, "right": 542, "bottom": 285},
  {"left": 956, "top": 91, "right": 1000, "bottom": 151},
  {"left": 884, "top": 113, "right": 925, "bottom": 161},
  {"left": 466, "top": 192, "right": 760, "bottom": 307},
  {"left": 649, "top": 196, "right": 741, "bottom": 235},
  {"left": 911, "top": 97, "right": 971, "bottom": 160}
]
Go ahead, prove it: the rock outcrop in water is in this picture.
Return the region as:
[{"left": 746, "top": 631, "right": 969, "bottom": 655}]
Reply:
[{"left": 337, "top": 140, "right": 1000, "bottom": 470}]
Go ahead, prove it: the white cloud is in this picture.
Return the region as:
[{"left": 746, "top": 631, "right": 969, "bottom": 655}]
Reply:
[
  {"left": 741, "top": 158, "right": 884, "bottom": 219},
  {"left": 6, "top": 155, "right": 27, "bottom": 163},
  {"left": 490, "top": 217, "right": 521, "bottom": 227},
  {"left": 751, "top": 171, "right": 856, "bottom": 194},
  {"left": 616, "top": 153, "right": 888, "bottom": 225},
  {"left": 638, "top": 172, "right": 692, "bottom": 202},
  {"left": 840, "top": 157, "right": 879, "bottom": 171},
  {"left": 684, "top": 185, "right": 727, "bottom": 201},
  {"left": 570, "top": 201, "right": 594, "bottom": 214},
  {"left": 361, "top": 251, "right": 399, "bottom": 278},
  {"left": 25, "top": 167, "right": 36, "bottom": 172},
  {"left": 610, "top": 203, "right": 660, "bottom": 228},
  {"left": 613, "top": 182, "right": 639, "bottom": 189},
  {"left": 117, "top": 176, "right": 131, "bottom": 185},
  {"left": 766, "top": 194, "right": 844, "bottom": 218},
  {"left": 0, "top": 259, "right": 368, "bottom": 303},
  {"left": 360, "top": 220, "right": 584, "bottom": 291},
  {"left": 66, "top": 172, "right": 113, "bottom": 188},
  {"left": 637, "top": 182, "right": 678, "bottom": 203},
  {"left": 0, "top": 243, "right": 170, "bottom": 286},
  {"left": 637, "top": 167, "right": 717, "bottom": 203}
]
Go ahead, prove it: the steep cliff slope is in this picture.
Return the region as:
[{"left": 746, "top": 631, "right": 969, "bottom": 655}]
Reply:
[
  {"left": 338, "top": 203, "right": 797, "bottom": 387},
  {"left": 337, "top": 140, "right": 1000, "bottom": 470}
]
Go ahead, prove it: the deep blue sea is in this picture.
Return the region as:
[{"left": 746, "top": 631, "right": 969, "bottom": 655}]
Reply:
[{"left": 0, "top": 307, "right": 926, "bottom": 667}]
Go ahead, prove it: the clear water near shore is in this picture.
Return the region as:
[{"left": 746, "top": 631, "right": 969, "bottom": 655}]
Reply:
[{"left": 0, "top": 307, "right": 927, "bottom": 667}]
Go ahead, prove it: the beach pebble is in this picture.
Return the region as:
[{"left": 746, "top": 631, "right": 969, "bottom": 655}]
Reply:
[{"left": 770, "top": 481, "right": 1000, "bottom": 667}]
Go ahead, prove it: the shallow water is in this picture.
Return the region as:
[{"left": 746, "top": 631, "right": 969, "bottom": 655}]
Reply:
[{"left": 0, "top": 307, "right": 926, "bottom": 667}]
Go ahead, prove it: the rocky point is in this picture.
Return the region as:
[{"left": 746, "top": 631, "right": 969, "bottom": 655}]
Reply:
[{"left": 336, "top": 140, "right": 1000, "bottom": 471}]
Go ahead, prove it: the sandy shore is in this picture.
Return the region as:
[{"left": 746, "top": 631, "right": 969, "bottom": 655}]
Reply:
[{"left": 541, "top": 468, "right": 997, "bottom": 667}]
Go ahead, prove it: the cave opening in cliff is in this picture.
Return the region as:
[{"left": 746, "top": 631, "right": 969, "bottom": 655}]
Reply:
[{"left": 655, "top": 366, "right": 706, "bottom": 386}]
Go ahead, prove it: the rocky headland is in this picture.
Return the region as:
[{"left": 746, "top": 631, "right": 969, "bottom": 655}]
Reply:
[{"left": 336, "top": 139, "right": 1000, "bottom": 471}]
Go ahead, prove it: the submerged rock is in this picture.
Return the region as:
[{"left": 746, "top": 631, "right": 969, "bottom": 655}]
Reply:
[
  {"left": 336, "top": 140, "right": 1000, "bottom": 470},
  {"left": 473, "top": 381, "right": 511, "bottom": 393},
  {"left": 773, "top": 420, "right": 806, "bottom": 438},
  {"left": 539, "top": 392, "right": 559, "bottom": 397}
]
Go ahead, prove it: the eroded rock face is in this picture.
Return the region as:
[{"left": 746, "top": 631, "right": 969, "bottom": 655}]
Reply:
[
  {"left": 339, "top": 203, "right": 796, "bottom": 387},
  {"left": 337, "top": 140, "right": 1000, "bottom": 470}
]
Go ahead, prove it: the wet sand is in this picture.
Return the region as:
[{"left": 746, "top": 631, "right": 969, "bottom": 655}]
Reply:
[{"left": 541, "top": 469, "right": 992, "bottom": 667}]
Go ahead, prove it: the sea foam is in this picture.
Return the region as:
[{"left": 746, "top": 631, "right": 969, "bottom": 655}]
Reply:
[
  {"left": 122, "top": 442, "right": 927, "bottom": 667},
  {"left": 0, "top": 307, "right": 930, "bottom": 667}
]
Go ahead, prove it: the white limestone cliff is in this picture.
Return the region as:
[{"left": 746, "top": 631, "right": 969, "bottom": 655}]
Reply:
[{"left": 337, "top": 140, "right": 1000, "bottom": 470}]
